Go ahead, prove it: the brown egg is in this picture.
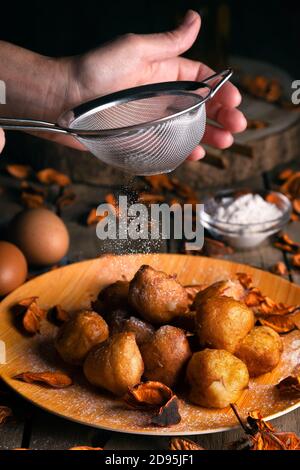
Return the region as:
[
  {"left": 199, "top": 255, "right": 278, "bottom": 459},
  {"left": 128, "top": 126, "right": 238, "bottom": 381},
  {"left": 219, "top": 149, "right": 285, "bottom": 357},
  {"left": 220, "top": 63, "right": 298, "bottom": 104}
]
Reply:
[
  {"left": 11, "top": 208, "right": 69, "bottom": 266},
  {"left": 0, "top": 241, "right": 28, "bottom": 295}
]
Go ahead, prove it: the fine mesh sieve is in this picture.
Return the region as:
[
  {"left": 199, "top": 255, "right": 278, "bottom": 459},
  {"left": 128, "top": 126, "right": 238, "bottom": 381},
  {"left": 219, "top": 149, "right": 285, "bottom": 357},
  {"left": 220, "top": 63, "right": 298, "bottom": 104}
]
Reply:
[{"left": 0, "top": 69, "right": 232, "bottom": 175}]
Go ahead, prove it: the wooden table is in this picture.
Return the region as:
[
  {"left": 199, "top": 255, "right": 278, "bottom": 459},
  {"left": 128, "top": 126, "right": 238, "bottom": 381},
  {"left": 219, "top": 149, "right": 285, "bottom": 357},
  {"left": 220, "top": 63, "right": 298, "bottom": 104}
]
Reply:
[{"left": 0, "top": 156, "right": 299, "bottom": 450}]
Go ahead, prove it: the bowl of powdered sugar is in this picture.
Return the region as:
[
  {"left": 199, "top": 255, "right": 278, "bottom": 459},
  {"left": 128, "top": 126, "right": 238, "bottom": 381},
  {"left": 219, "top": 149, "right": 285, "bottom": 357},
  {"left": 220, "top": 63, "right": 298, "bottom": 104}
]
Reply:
[{"left": 200, "top": 189, "right": 292, "bottom": 250}]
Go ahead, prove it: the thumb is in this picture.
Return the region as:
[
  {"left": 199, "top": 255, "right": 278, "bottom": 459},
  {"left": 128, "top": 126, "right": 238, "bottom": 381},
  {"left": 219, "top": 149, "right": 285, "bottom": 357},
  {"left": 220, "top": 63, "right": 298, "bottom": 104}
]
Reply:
[{"left": 139, "top": 10, "right": 201, "bottom": 61}]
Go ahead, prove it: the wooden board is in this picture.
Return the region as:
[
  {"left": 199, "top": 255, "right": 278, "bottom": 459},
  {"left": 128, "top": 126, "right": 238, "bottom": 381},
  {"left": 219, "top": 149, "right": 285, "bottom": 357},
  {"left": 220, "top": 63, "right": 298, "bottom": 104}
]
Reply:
[{"left": 0, "top": 254, "right": 300, "bottom": 436}]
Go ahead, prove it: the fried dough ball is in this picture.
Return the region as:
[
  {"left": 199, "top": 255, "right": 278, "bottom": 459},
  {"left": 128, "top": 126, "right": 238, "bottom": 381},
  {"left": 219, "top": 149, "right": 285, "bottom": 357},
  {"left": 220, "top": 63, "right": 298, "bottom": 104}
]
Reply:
[
  {"left": 235, "top": 326, "right": 283, "bottom": 377},
  {"left": 55, "top": 310, "right": 109, "bottom": 365},
  {"left": 128, "top": 265, "right": 189, "bottom": 324},
  {"left": 83, "top": 332, "right": 144, "bottom": 396},
  {"left": 110, "top": 314, "right": 155, "bottom": 346},
  {"left": 196, "top": 297, "right": 254, "bottom": 353},
  {"left": 186, "top": 349, "right": 249, "bottom": 408},
  {"left": 140, "top": 325, "right": 192, "bottom": 388},
  {"left": 193, "top": 280, "right": 245, "bottom": 310},
  {"left": 92, "top": 280, "right": 130, "bottom": 314}
]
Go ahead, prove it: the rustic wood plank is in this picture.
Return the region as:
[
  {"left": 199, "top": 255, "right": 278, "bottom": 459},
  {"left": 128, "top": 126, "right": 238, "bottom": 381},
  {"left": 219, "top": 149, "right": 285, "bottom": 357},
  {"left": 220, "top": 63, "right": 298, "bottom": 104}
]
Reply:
[
  {"left": 29, "top": 409, "right": 112, "bottom": 450},
  {"left": 0, "top": 379, "right": 29, "bottom": 450}
]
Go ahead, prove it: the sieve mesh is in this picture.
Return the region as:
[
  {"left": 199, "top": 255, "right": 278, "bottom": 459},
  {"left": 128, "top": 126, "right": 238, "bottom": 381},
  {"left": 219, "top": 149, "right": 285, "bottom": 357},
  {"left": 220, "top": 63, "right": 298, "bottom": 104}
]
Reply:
[{"left": 70, "top": 93, "right": 206, "bottom": 174}]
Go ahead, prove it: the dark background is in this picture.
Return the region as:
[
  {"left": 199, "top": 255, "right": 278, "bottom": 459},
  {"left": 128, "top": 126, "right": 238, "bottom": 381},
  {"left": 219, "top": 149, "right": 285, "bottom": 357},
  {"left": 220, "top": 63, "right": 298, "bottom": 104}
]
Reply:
[{"left": 0, "top": 0, "right": 299, "bottom": 77}]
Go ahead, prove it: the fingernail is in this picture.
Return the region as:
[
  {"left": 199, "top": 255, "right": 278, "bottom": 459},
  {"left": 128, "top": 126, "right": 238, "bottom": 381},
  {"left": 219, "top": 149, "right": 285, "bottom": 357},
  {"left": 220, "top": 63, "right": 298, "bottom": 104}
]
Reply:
[{"left": 184, "top": 10, "right": 198, "bottom": 26}]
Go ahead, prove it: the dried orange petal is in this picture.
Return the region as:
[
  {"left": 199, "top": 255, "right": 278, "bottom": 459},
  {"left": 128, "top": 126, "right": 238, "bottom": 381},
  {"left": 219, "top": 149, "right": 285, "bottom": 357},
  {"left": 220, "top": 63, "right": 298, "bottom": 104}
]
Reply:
[
  {"left": 6, "top": 164, "right": 31, "bottom": 180},
  {"left": 14, "top": 371, "right": 72, "bottom": 388},
  {"left": 0, "top": 406, "right": 13, "bottom": 424},
  {"left": 169, "top": 438, "right": 204, "bottom": 450},
  {"left": 36, "top": 168, "right": 71, "bottom": 187},
  {"left": 124, "top": 381, "right": 173, "bottom": 410}
]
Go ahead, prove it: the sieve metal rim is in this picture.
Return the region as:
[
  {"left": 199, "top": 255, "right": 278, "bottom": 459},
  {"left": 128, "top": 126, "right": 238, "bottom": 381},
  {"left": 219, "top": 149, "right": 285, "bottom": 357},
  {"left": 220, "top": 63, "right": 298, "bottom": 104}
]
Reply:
[{"left": 60, "top": 87, "right": 208, "bottom": 138}]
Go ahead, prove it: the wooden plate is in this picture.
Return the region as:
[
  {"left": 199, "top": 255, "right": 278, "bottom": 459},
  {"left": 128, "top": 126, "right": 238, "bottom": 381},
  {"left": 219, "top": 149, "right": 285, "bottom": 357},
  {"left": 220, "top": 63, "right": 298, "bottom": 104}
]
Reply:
[{"left": 1, "top": 254, "right": 300, "bottom": 436}]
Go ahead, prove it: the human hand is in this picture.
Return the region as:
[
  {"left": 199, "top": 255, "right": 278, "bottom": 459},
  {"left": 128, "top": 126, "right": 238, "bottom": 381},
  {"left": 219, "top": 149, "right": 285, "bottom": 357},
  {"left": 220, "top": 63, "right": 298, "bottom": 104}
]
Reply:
[
  {"left": 0, "top": 129, "right": 5, "bottom": 153},
  {"left": 63, "top": 10, "right": 246, "bottom": 160}
]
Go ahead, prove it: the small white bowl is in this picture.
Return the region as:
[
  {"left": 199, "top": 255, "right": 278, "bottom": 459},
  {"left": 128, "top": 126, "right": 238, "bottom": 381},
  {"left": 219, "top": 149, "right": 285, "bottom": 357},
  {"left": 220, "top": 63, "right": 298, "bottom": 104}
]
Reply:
[{"left": 199, "top": 189, "right": 292, "bottom": 250}]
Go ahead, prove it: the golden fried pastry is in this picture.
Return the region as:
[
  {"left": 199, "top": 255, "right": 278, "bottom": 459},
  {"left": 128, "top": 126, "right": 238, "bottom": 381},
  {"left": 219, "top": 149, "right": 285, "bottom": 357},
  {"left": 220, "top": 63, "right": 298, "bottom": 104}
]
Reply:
[
  {"left": 92, "top": 280, "right": 129, "bottom": 314},
  {"left": 140, "top": 325, "right": 192, "bottom": 387},
  {"left": 55, "top": 310, "right": 109, "bottom": 365},
  {"left": 193, "top": 280, "right": 245, "bottom": 310},
  {"left": 186, "top": 349, "right": 249, "bottom": 408},
  {"left": 83, "top": 332, "right": 144, "bottom": 396},
  {"left": 196, "top": 297, "right": 254, "bottom": 353},
  {"left": 110, "top": 314, "right": 155, "bottom": 346},
  {"left": 128, "top": 265, "right": 189, "bottom": 324},
  {"left": 235, "top": 326, "right": 283, "bottom": 377}
]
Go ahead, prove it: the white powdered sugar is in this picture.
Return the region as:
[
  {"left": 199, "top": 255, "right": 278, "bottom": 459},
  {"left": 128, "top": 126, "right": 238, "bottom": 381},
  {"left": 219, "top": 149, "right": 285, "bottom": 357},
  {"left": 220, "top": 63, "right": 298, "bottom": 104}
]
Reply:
[
  {"left": 214, "top": 194, "right": 283, "bottom": 226},
  {"left": 204, "top": 193, "right": 284, "bottom": 249}
]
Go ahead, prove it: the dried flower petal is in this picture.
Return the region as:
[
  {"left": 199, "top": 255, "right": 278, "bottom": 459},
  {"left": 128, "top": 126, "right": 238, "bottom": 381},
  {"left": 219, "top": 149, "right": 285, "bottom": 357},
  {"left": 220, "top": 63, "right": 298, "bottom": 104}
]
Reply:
[
  {"left": 278, "top": 168, "right": 295, "bottom": 181},
  {"left": 274, "top": 242, "right": 295, "bottom": 253},
  {"left": 265, "top": 193, "right": 282, "bottom": 206},
  {"left": 144, "top": 175, "right": 174, "bottom": 192},
  {"left": 247, "top": 119, "right": 269, "bottom": 130},
  {"left": 290, "top": 213, "right": 300, "bottom": 222},
  {"left": 236, "top": 272, "right": 254, "bottom": 290},
  {"left": 56, "top": 189, "right": 76, "bottom": 210},
  {"left": 69, "top": 446, "right": 103, "bottom": 450},
  {"left": 14, "top": 371, "right": 72, "bottom": 388},
  {"left": 241, "top": 75, "right": 282, "bottom": 103},
  {"left": 6, "top": 164, "right": 31, "bottom": 180},
  {"left": 292, "top": 254, "right": 300, "bottom": 268},
  {"left": 48, "top": 305, "right": 70, "bottom": 324},
  {"left": 151, "top": 395, "right": 181, "bottom": 427},
  {"left": 169, "top": 438, "right": 204, "bottom": 450},
  {"left": 279, "top": 232, "right": 300, "bottom": 249},
  {"left": 36, "top": 168, "right": 71, "bottom": 187},
  {"left": 280, "top": 172, "right": 300, "bottom": 199},
  {"left": 0, "top": 406, "right": 13, "bottom": 424},
  {"left": 276, "top": 375, "right": 300, "bottom": 395},
  {"left": 258, "top": 315, "right": 296, "bottom": 333},
  {"left": 21, "top": 191, "right": 45, "bottom": 208},
  {"left": 86, "top": 208, "right": 108, "bottom": 226},
  {"left": 231, "top": 405, "right": 300, "bottom": 450},
  {"left": 22, "top": 298, "right": 46, "bottom": 334},
  {"left": 292, "top": 199, "right": 300, "bottom": 215},
  {"left": 14, "top": 297, "right": 46, "bottom": 335},
  {"left": 272, "top": 261, "right": 288, "bottom": 276},
  {"left": 171, "top": 177, "right": 197, "bottom": 200},
  {"left": 124, "top": 381, "right": 173, "bottom": 410}
]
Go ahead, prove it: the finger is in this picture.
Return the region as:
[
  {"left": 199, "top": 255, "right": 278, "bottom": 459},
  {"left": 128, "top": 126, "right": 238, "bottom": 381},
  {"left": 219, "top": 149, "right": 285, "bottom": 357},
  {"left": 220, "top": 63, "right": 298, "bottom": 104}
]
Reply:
[
  {"left": 0, "top": 129, "right": 5, "bottom": 153},
  {"left": 139, "top": 10, "right": 201, "bottom": 61},
  {"left": 176, "top": 57, "right": 242, "bottom": 108},
  {"left": 206, "top": 101, "right": 247, "bottom": 133},
  {"left": 202, "top": 124, "right": 234, "bottom": 149},
  {"left": 29, "top": 130, "right": 86, "bottom": 150},
  {"left": 187, "top": 145, "right": 206, "bottom": 161}
]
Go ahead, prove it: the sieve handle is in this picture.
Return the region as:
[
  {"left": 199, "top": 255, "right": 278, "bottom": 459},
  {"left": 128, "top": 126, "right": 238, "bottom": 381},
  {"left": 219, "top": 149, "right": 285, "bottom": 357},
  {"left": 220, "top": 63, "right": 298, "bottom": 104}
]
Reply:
[
  {"left": 0, "top": 117, "right": 68, "bottom": 134},
  {"left": 200, "top": 69, "right": 233, "bottom": 100},
  {"left": 0, "top": 117, "right": 106, "bottom": 136}
]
